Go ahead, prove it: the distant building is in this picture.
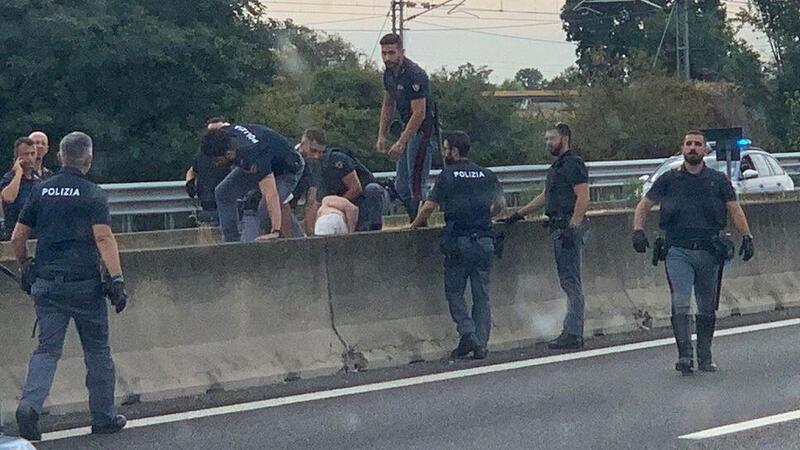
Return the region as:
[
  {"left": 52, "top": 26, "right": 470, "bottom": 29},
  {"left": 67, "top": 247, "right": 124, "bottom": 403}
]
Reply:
[{"left": 487, "top": 89, "right": 577, "bottom": 115}]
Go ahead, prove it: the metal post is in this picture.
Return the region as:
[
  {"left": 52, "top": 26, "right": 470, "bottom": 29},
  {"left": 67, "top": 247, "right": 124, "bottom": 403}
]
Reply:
[
  {"left": 398, "top": 0, "right": 405, "bottom": 42},
  {"left": 391, "top": 0, "right": 397, "bottom": 35},
  {"left": 682, "top": 0, "right": 690, "bottom": 80},
  {"left": 726, "top": 150, "right": 732, "bottom": 181}
]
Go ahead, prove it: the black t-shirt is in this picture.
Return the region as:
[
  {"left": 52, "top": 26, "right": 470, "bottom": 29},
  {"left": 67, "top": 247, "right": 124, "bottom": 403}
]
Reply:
[
  {"left": 429, "top": 159, "right": 503, "bottom": 236},
  {"left": 646, "top": 163, "right": 736, "bottom": 240},
  {"left": 223, "top": 124, "right": 302, "bottom": 179},
  {"left": 314, "top": 149, "right": 375, "bottom": 201},
  {"left": 545, "top": 151, "right": 589, "bottom": 218},
  {"left": 18, "top": 167, "right": 111, "bottom": 272},
  {"left": 383, "top": 58, "right": 434, "bottom": 127},
  {"left": 291, "top": 161, "right": 316, "bottom": 208},
  {"left": 1, "top": 170, "right": 43, "bottom": 228},
  {"left": 191, "top": 152, "right": 231, "bottom": 203}
]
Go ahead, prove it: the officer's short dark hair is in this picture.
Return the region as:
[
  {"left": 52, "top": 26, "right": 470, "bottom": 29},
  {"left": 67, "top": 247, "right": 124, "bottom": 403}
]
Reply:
[
  {"left": 13, "top": 137, "right": 34, "bottom": 155},
  {"left": 200, "top": 129, "right": 234, "bottom": 157},
  {"left": 59, "top": 132, "right": 93, "bottom": 167},
  {"left": 550, "top": 123, "right": 571, "bottom": 140},
  {"left": 206, "top": 116, "right": 228, "bottom": 125},
  {"left": 303, "top": 127, "right": 327, "bottom": 146},
  {"left": 685, "top": 129, "right": 706, "bottom": 143},
  {"left": 379, "top": 33, "right": 403, "bottom": 48},
  {"left": 443, "top": 130, "right": 471, "bottom": 157}
]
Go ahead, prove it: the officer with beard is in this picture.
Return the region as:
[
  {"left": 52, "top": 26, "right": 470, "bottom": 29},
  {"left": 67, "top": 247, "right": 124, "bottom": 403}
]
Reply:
[
  {"left": 503, "top": 123, "right": 590, "bottom": 350},
  {"left": 632, "top": 130, "right": 754, "bottom": 374},
  {"left": 411, "top": 131, "right": 505, "bottom": 359}
]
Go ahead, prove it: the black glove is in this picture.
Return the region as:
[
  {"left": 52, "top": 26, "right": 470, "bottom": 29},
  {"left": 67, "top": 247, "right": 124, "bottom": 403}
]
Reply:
[
  {"left": 185, "top": 178, "right": 198, "bottom": 198},
  {"left": 740, "top": 235, "right": 754, "bottom": 262},
  {"left": 19, "top": 257, "right": 35, "bottom": 294},
  {"left": 502, "top": 212, "right": 524, "bottom": 224},
  {"left": 632, "top": 230, "right": 650, "bottom": 253},
  {"left": 107, "top": 275, "right": 128, "bottom": 314},
  {"left": 560, "top": 225, "right": 576, "bottom": 249}
]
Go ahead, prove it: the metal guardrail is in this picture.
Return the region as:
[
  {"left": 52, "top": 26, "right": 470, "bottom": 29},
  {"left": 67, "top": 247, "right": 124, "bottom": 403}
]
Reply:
[{"left": 101, "top": 153, "right": 800, "bottom": 218}]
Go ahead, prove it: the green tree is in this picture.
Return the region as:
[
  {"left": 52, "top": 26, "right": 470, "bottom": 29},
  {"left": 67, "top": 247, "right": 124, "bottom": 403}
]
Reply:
[
  {"left": 561, "top": 0, "right": 762, "bottom": 83},
  {"left": 0, "top": 0, "right": 276, "bottom": 182},
  {"left": 514, "top": 68, "right": 545, "bottom": 89},
  {"left": 738, "top": 0, "right": 800, "bottom": 148}
]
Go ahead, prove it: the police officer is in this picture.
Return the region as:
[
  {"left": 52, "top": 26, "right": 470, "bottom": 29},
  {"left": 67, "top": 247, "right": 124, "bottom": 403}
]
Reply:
[
  {"left": 185, "top": 118, "right": 233, "bottom": 225},
  {"left": 376, "top": 33, "right": 434, "bottom": 221},
  {"left": 201, "top": 124, "right": 305, "bottom": 242},
  {"left": 300, "top": 127, "right": 387, "bottom": 233},
  {"left": 504, "top": 123, "right": 590, "bottom": 350},
  {"left": 1, "top": 138, "right": 44, "bottom": 240},
  {"left": 632, "top": 129, "right": 754, "bottom": 374},
  {"left": 10, "top": 132, "right": 128, "bottom": 440},
  {"left": 411, "top": 131, "right": 505, "bottom": 359}
]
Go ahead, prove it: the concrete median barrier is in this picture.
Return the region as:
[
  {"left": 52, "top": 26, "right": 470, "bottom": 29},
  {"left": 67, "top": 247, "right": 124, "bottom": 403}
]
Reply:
[
  {"left": 2, "top": 198, "right": 800, "bottom": 420},
  {"left": 1, "top": 239, "right": 344, "bottom": 418}
]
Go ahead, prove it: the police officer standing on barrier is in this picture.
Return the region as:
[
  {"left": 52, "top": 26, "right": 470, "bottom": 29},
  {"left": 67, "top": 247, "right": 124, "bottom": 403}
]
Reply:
[
  {"left": 376, "top": 33, "right": 434, "bottom": 221},
  {"left": 504, "top": 123, "right": 590, "bottom": 350},
  {"left": 10, "top": 132, "right": 128, "bottom": 440},
  {"left": 411, "top": 131, "right": 505, "bottom": 359},
  {"left": 632, "top": 129, "right": 754, "bottom": 374}
]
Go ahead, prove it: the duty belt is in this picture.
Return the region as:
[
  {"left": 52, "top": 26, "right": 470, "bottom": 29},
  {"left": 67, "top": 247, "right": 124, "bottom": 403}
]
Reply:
[
  {"left": 666, "top": 239, "right": 714, "bottom": 252},
  {"left": 545, "top": 216, "right": 570, "bottom": 230}
]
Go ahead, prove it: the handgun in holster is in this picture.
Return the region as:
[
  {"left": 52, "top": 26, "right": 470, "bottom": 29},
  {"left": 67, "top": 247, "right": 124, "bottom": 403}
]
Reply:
[
  {"left": 493, "top": 231, "right": 506, "bottom": 259},
  {"left": 652, "top": 236, "right": 667, "bottom": 266}
]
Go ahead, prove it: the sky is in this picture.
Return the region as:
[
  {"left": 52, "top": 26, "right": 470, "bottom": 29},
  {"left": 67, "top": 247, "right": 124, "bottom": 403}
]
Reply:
[{"left": 260, "top": 0, "right": 772, "bottom": 83}]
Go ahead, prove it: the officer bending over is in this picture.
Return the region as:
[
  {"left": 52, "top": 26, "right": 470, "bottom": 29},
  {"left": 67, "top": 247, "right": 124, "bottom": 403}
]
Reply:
[
  {"left": 201, "top": 124, "right": 304, "bottom": 242},
  {"left": 632, "top": 129, "right": 754, "bottom": 374},
  {"left": 11, "top": 132, "right": 128, "bottom": 441},
  {"left": 411, "top": 131, "right": 505, "bottom": 359}
]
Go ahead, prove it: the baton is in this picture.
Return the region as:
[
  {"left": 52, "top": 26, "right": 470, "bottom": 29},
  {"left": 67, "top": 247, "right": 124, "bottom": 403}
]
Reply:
[{"left": 713, "top": 264, "right": 724, "bottom": 311}]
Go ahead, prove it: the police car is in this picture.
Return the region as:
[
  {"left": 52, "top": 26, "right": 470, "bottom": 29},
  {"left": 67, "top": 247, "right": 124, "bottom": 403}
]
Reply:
[{"left": 641, "top": 148, "right": 795, "bottom": 196}]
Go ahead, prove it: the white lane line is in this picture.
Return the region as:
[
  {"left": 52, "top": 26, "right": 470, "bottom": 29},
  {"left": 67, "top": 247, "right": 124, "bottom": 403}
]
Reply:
[
  {"left": 41, "top": 317, "right": 800, "bottom": 442},
  {"left": 679, "top": 409, "right": 800, "bottom": 440}
]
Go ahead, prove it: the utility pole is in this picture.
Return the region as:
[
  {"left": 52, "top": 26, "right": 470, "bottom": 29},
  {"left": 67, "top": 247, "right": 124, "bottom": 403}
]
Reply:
[
  {"left": 390, "top": 0, "right": 406, "bottom": 42},
  {"left": 675, "top": 0, "right": 690, "bottom": 79}
]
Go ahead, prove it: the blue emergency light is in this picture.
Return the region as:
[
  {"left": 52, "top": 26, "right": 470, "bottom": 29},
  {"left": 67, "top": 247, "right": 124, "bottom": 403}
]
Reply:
[{"left": 736, "top": 138, "right": 752, "bottom": 148}]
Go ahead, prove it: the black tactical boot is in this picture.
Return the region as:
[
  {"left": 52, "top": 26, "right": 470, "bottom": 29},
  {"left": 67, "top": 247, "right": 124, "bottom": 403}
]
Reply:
[
  {"left": 547, "top": 332, "right": 584, "bottom": 350},
  {"left": 671, "top": 315, "right": 694, "bottom": 375},
  {"left": 696, "top": 314, "right": 718, "bottom": 372},
  {"left": 16, "top": 404, "right": 41, "bottom": 441},
  {"left": 91, "top": 415, "right": 127, "bottom": 435},
  {"left": 451, "top": 333, "right": 478, "bottom": 359}
]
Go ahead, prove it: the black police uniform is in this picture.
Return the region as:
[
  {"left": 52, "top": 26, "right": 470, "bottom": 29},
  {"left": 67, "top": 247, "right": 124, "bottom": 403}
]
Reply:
[
  {"left": 383, "top": 58, "right": 434, "bottom": 219},
  {"left": 545, "top": 150, "right": 590, "bottom": 343},
  {"left": 0, "top": 170, "right": 44, "bottom": 239},
  {"left": 429, "top": 159, "right": 502, "bottom": 357},
  {"left": 214, "top": 124, "right": 304, "bottom": 242},
  {"left": 645, "top": 163, "right": 736, "bottom": 372},
  {"left": 16, "top": 167, "right": 121, "bottom": 430},
  {"left": 314, "top": 148, "right": 386, "bottom": 231},
  {"left": 190, "top": 151, "right": 231, "bottom": 213}
]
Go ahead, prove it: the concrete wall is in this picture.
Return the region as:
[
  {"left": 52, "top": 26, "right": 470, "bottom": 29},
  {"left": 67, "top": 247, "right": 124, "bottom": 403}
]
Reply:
[{"left": 2, "top": 199, "right": 799, "bottom": 419}]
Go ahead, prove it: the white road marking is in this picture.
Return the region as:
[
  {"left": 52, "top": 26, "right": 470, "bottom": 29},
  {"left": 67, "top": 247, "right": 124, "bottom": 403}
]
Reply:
[
  {"left": 679, "top": 409, "right": 800, "bottom": 440},
  {"left": 41, "top": 317, "right": 800, "bottom": 442}
]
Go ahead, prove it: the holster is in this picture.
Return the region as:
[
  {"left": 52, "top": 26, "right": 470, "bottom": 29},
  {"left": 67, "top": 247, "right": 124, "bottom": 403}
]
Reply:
[
  {"left": 545, "top": 216, "right": 569, "bottom": 231},
  {"left": 20, "top": 257, "right": 37, "bottom": 294},
  {"left": 710, "top": 235, "right": 735, "bottom": 264},
  {"left": 493, "top": 231, "right": 506, "bottom": 259},
  {"left": 651, "top": 236, "right": 667, "bottom": 266}
]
